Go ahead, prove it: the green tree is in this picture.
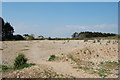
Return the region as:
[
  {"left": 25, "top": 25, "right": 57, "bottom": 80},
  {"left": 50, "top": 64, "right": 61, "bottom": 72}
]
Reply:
[
  {"left": 38, "top": 35, "right": 44, "bottom": 40},
  {"left": 0, "top": 17, "right": 4, "bottom": 41},
  {"left": 13, "top": 34, "right": 25, "bottom": 40},
  {"left": 23, "top": 34, "right": 34, "bottom": 40},
  {"left": 2, "top": 22, "right": 14, "bottom": 40},
  {"left": 72, "top": 32, "right": 78, "bottom": 38}
]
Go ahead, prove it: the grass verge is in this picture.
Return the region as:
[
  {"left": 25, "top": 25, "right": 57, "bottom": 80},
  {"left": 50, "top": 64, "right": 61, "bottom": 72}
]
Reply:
[{"left": 0, "top": 63, "right": 35, "bottom": 72}]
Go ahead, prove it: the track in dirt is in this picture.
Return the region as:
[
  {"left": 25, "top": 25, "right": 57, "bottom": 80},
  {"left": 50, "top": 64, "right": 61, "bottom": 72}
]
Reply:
[{"left": 25, "top": 40, "right": 101, "bottom": 78}]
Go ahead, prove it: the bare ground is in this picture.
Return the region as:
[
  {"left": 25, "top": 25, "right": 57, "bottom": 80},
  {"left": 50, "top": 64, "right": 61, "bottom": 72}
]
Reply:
[{"left": 1, "top": 40, "right": 119, "bottom": 78}]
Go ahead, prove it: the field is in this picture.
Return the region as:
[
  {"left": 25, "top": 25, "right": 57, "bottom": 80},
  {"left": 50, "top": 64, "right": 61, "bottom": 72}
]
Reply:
[{"left": 1, "top": 39, "right": 119, "bottom": 78}]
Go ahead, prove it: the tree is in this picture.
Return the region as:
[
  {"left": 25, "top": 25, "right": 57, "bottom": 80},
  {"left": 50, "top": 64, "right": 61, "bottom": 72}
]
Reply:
[
  {"left": 48, "top": 37, "right": 52, "bottom": 40},
  {"left": 13, "top": 35, "right": 25, "bottom": 40},
  {"left": 0, "top": 17, "right": 4, "bottom": 41},
  {"left": 72, "top": 32, "right": 79, "bottom": 38},
  {"left": 28, "top": 34, "right": 35, "bottom": 40},
  {"left": 23, "top": 34, "right": 34, "bottom": 40},
  {"left": 2, "top": 22, "right": 14, "bottom": 40},
  {"left": 37, "top": 35, "right": 44, "bottom": 40}
]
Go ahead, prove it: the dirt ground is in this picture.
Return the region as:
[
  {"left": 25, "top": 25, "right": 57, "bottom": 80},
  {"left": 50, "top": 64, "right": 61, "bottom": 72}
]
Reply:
[{"left": 0, "top": 40, "right": 119, "bottom": 78}]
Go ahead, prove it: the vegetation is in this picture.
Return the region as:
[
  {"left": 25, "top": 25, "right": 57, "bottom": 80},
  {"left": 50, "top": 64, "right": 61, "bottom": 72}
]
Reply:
[
  {"left": 0, "top": 63, "right": 35, "bottom": 72},
  {"left": 23, "top": 34, "right": 35, "bottom": 40},
  {"left": 14, "top": 53, "right": 28, "bottom": 68},
  {"left": 97, "top": 69, "right": 111, "bottom": 78},
  {"left": 72, "top": 31, "right": 116, "bottom": 39},
  {"left": 99, "top": 61, "right": 119, "bottom": 70},
  {"left": 79, "top": 66, "right": 90, "bottom": 70},
  {"left": 72, "top": 32, "right": 79, "bottom": 38},
  {"left": 14, "top": 63, "right": 35, "bottom": 70},
  {"left": 48, "top": 55, "right": 58, "bottom": 61},
  {"left": 0, "top": 65, "right": 13, "bottom": 72},
  {"left": 1, "top": 17, "right": 119, "bottom": 41},
  {"left": 2, "top": 21, "right": 14, "bottom": 40},
  {"left": 0, "top": 54, "right": 35, "bottom": 72},
  {"left": 13, "top": 34, "right": 25, "bottom": 40},
  {"left": 46, "top": 37, "right": 72, "bottom": 40},
  {"left": 37, "top": 35, "right": 44, "bottom": 40},
  {"left": 1, "top": 17, "right": 25, "bottom": 41}
]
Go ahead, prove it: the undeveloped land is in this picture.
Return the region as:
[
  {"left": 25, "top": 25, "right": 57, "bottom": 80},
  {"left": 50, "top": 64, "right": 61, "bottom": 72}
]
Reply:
[{"left": 1, "top": 40, "right": 119, "bottom": 78}]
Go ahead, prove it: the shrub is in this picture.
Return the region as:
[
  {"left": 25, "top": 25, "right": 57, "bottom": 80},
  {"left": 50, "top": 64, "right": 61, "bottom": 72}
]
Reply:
[
  {"left": 48, "top": 55, "right": 58, "bottom": 61},
  {"left": 14, "top": 54, "right": 28, "bottom": 68},
  {"left": 13, "top": 35, "right": 25, "bottom": 40}
]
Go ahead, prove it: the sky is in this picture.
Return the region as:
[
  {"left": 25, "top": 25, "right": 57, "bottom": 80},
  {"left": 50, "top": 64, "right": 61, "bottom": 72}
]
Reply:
[{"left": 2, "top": 2, "right": 118, "bottom": 38}]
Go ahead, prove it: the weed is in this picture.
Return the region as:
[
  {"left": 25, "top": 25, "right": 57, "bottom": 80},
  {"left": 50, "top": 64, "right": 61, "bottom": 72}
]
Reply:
[
  {"left": 14, "top": 63, "right": 35, "bottom": 70},
  {"left": 0, "top": 63, "right": 35, "bottom": 72},
  {"left": 79, "top": 66, "right": 90, "bottom": 70},
  {"left": 48, "top": 55, "right": 58, "bottom": 61},
  {"left": 97, "top": 69, "right": 111, "bottom": 78},
  {"left": 14, "top": 53, "right": 28, "bottom": 68},
  {"left": 1, "top": 54, "right": 35, "bottom": 72},
  {"left": 99, "top": 61, "right": 119, "bottom": 69},
  {"left": 0, "top": 65, "right": 13, "bottom": 72}
]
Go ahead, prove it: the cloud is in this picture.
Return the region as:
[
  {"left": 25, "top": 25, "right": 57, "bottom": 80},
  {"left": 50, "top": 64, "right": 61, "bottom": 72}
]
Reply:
[
  {"left": 65, "top": 25, "right": 89, "bottom": 29},
  {"left": 65, "top": 24, "right": 117, "bottom": 30},
  {"left": 94, "top": 24, "right": 108, "bottom": 28},
  {"left": 93, "top": 24, "right": 117, "bottom": 29},
  {"left": 13, "top": 23, "right": 118, "bottom": 38}
]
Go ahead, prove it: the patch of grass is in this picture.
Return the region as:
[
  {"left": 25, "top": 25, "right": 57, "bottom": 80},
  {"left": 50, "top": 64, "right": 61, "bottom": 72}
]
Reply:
[
  {"left": 90, "top": 68, "right": 111, "bottom": 78},
  {"left": 99, "top": 61, "right": 119, "bottom": 69},
  {"left": 97, "top": 69, "right": 111, "bottom": 78},
  {"left": 79, "top": 66, "right": 90, "bottom": 70},
  {"left": 48, "top": 55, "right": 58, "bottom": 61},
  {"left": 14, "top": 63, "right": 35, "bottom": 70},
  {"left": 0, "top": 65, "right": 13, "bottom": 72},
  {"left": 0, "top": 63, "right": 35, "bottom": 72}
]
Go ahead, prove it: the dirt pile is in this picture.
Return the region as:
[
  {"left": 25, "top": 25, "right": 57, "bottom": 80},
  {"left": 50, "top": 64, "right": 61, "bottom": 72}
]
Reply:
[
  {"left": 67, "top": 44, "right": 118, "bottom": 63},
  {"left": 3, "top": 64, "right": 72, "bottom": 78}
]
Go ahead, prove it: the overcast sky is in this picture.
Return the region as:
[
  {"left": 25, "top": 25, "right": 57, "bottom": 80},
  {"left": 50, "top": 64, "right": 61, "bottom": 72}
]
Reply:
[{"left": 2, "top": 2, "right": 118, "bottom": 38}]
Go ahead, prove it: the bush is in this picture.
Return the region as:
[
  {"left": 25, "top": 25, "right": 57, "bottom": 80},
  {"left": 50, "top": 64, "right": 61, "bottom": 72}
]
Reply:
[
  {"left": 14, "top": 54, "right": 28, "bottom": 68},
  {"left": 13, "top": 35, "right": 25, "bottom": 40},
  {"left": 48, "top": 55, "right": 58, "bottom": 61}
]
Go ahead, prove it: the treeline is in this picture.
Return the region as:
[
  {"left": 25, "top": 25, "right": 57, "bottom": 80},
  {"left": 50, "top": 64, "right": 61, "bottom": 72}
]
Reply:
[
  {"left": 72, "top": 32, "right": 117, "bottom": 39},
  {"left": 0, "top": 17, "right": 119, "bottom": 41},
  {"left": 1, "top": 17, "right": 14, "bottom": 41}
]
